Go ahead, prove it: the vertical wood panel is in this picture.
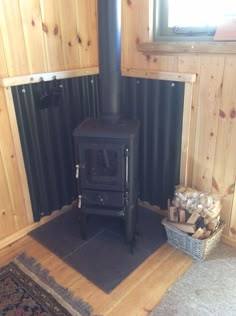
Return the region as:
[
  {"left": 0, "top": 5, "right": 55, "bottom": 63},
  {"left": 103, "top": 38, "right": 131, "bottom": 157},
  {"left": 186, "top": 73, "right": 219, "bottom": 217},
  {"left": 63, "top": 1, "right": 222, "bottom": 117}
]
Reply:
[
  {"left": 178, "top": 55, "right": 200, "bottom": 73},
  {"left": 0, "top": 87, "right": 29, "bottom": 234},
  {"left": 212, "top": 56, "right": 236, "bottom": 234},
  {"left": 144, "top": 55, "right": 180, "bottom": 72},
  {"left": 179, "top": 55, "right": 201, "bottom": 187},
  {"left": 58, "top": 0, "right": 79, "bottom": 69},
  {"left": 75, "top": 0, "right": 98, "bottom": 67},
  {"left": 19, "top": 0, "right": 47, "bottom": 73},
  {"left": 0, "top": 149, "right": 17, "bottom": 239},
  {"left": 40, "top": 0, "right": 65, "bottom": 71},
  {"left": 230, "top": 189, "right": 236, "bottom": 239},
  {"left": 4, "top": 87, "right": 34, "bottom": 225},
  {"left": 0, "top": 0, "right": 29, "bottom": 75},
  {"left": 180, "top": 83, "right": 194, "bottom": 186},
  {"left": 192, "top": 56, "right": 224, "bottom": 192},
  {"left": 0, "top": 0, "right": 99, "bottom": 75},
  {"left": 121, "top": 0, "right": 151, "bottom": 70},
  {"left": 0, "top": 27, "right": 8, "bottom": 77},
  {"left": 158, "top": 56, "right": 179, "bottom": 72}
]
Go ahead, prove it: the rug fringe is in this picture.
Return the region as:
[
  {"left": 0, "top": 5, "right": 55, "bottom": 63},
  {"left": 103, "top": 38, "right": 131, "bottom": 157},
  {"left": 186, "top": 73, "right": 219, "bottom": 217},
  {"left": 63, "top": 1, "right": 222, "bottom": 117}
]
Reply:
[{"left": 15, "top": 252, "right": 94, "bottom": 316}]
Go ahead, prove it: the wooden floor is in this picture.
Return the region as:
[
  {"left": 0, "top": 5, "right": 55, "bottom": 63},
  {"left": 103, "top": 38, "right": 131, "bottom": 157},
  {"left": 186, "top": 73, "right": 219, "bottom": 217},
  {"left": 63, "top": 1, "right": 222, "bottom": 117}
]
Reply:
[{"left": 0, "top": 232, "right": 193, "bottom": 316}]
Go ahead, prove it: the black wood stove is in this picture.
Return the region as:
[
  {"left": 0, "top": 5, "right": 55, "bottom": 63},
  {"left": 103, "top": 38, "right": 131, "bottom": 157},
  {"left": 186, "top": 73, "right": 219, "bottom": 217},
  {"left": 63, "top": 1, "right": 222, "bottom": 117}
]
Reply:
[
  {"left": 73, "top": 0, "right": 139, "bottom": 250},
  {"left": 73, "top": 118, "right": 139, "bottom": 248}
]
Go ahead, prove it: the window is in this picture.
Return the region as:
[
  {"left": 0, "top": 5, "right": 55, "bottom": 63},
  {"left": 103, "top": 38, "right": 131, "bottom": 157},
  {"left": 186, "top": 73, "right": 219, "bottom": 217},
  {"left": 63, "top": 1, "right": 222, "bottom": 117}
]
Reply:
[{"left": 154, "top": 0, "right": 236, "bottom": 41}]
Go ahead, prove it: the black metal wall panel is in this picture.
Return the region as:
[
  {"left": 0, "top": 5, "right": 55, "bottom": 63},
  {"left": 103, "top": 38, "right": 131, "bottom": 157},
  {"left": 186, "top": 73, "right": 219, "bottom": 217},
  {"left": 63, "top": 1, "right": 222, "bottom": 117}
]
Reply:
[
  {"left": 121, "top": 77, "right": 185, "bottom": 209},
  {"left": 12, "top": 75, "right": 184, "bottom": 221},
  {"left": 12, "top": 76, "right": 99, "bottom": 221}
]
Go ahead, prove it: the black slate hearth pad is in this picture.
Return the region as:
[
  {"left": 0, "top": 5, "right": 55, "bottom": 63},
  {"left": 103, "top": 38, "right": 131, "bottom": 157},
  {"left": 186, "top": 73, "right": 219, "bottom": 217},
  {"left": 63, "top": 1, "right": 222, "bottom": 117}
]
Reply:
[{"left": 29, "top": 206, "right": 166, "bottom": 293}]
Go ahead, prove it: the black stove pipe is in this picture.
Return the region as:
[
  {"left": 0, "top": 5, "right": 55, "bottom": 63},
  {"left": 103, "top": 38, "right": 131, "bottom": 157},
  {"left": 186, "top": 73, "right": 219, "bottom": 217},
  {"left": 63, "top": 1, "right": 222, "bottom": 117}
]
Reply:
[{"left": 98, "top": 0, "right": 121, "bottom": 121}]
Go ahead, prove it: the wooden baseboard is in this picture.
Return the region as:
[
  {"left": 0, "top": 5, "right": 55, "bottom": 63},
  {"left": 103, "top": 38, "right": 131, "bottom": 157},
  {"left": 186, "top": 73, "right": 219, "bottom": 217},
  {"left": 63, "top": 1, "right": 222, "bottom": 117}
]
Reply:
[
  {"left": 221, "top": 234, "right": 236, "bottom": 248},
  {"left": 0, "top": 205, "right": 73, "bottom": 250}
]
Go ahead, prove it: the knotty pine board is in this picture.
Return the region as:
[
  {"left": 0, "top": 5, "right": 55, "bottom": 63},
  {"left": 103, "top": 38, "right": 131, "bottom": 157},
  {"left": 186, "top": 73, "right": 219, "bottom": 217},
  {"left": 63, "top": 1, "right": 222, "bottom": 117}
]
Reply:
[
  {"left": 58, "top": 0, "right": 79, "bottom": 70},
  {"left": 230, "top": 189, "right": 236, "bottom": 239},
  {"left": 40, "top": 0, "right": 65, "bottom": 72},
  {"left": 0, "top": 87, "right": 28, "bottom": 237},
  {"left": 0, "top": 26, "right": 8, "bottom": 77},
  {"left": 0, "top": 0, "right": 29, "bottom": 76},
  {"left": 213, "top": 56, "right": 236, "bottom": 235},
  {"left": 0, "top": 0, "right": 99, "bottom": 76},
  {"left": 192, "top": 56, "right": 224, "bottom": 192},
  {"left": 19, "top": 0, "right": 47, "bottom": 73},
  {"left": 75, "top": 0, "right": 98, "bottom": 67}
]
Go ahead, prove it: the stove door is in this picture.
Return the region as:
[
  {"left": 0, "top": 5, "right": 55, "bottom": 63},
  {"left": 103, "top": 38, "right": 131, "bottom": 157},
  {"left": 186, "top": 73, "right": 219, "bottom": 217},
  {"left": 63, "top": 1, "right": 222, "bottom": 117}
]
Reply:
[{"left": 79, "top": 143, "right": 125, "bottom": 191}]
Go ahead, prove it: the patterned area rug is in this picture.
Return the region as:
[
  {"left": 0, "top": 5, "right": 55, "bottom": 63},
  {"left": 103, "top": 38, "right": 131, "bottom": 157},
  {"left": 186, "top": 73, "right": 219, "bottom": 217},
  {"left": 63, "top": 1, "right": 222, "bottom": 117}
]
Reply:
[{"left": 0, "top": 255, "right": 93, "bottom": 316}]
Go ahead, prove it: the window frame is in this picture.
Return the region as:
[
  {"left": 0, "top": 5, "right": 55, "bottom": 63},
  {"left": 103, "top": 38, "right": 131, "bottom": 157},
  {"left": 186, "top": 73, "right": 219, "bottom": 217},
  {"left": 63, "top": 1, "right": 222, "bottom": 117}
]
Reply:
[{"left": 153, "top": 0, "right": 217, "bottom": 42}]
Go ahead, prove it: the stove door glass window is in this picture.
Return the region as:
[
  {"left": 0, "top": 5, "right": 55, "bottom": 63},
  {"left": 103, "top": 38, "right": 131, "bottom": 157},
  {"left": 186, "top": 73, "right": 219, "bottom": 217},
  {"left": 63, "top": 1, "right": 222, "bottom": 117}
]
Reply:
[{"left": 85, "top": 149, "right": 118, "bottom": 185}]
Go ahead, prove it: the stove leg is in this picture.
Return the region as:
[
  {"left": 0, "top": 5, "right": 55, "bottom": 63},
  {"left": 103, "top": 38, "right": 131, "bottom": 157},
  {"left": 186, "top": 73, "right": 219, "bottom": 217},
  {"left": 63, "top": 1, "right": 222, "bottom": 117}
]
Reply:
[
  {"left": 80, "top": 212, "right": 87, "bottom": 240},
  {"left": 125, "top": 205, "right": 137, "bottom": 253}
]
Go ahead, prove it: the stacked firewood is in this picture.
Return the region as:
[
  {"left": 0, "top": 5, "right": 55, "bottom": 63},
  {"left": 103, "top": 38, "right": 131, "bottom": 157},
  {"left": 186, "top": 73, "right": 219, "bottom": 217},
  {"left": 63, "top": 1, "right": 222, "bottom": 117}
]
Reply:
[{"left": 166, "top": 186, "right": 222, "bottom": 239}]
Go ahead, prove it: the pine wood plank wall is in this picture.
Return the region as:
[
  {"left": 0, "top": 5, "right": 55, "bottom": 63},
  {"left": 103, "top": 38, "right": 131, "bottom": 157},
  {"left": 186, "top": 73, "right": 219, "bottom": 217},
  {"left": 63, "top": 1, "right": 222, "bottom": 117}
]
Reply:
[
  {"left": 0, "top": 87, "right": 29, "bottom": 239},
  {"left": 0, "top": 0, "right": 98, "bottom": 77},
  {"left": 0, "top": 0, "right": 99, "bottom": 241},
  {"left": 121, "top": 0, "right": 236, "bottom": 240}
]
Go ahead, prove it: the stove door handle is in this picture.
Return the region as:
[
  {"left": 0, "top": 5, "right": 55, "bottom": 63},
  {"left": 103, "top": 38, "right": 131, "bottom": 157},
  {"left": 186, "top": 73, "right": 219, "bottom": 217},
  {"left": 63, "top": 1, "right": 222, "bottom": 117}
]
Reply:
[
  {"left": 125, "top": 147, "right": 129, "bottom": 186},
  {"left": 75, "top": 164, "right": 80, "bottom": 179}
]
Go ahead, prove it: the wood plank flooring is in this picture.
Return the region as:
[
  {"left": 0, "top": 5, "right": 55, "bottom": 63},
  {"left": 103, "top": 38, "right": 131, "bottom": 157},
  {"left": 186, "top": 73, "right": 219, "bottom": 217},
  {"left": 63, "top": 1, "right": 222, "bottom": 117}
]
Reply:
[{"left": 0, "top": 231, "right": 193, "bottom": 315}]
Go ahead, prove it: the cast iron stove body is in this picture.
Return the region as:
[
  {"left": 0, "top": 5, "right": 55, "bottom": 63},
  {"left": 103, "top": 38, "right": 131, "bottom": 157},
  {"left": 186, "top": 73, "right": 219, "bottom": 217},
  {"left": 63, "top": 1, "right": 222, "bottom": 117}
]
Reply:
[{"left": 73, "top": 118, "right": 139, "bottom": 247}]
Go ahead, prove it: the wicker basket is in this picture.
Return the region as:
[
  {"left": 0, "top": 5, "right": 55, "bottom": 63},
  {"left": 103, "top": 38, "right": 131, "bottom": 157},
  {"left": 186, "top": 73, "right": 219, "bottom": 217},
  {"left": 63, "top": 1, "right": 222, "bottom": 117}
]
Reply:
[{"left": 162, "top": 218, "right": 225, "bottom": 261}]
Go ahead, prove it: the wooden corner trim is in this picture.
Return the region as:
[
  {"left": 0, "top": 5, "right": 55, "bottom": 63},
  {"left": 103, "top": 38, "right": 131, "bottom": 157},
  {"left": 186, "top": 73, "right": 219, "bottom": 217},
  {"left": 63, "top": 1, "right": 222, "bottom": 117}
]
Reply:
[
  {"left": 122, "top": 68, "right": 196, "bottom": 83},
  {"left": 0, "top": 67, "right": 99, "bottom": 87}
]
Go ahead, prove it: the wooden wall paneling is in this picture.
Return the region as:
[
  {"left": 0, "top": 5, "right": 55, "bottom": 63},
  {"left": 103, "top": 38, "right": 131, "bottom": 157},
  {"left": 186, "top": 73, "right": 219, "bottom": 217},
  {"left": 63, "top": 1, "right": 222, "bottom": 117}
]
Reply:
[
  {"left": 212, "top": 56, "right": 236, "bottom": 234},
  {"left": 0, "top": 27, "right": 8, "bottom": 77},
  {"left": 121, "top": 0, "right": 128, "bottom": 69},
  {"left": 179, "top": 82, "right": 194, "bottom": 186},
  {"left": 19, "top": 0, "right": 47, "bottom": 74},
  {"left": 158, "top": 56, "right": 179, "bottom": 72},
  {"left": 143, "top": 55, "right": 179, "bottom": 72},
  {"left": 179, "top": 55, "right": 200, "bottom": 187},
  {"left": 121, "top": 0, "right": 151, "bottom": 70},
  {"left": 0, "top": 0, "right": 29, "bottom": 76},
  {"left": 0, "top": 87, "right": 29, "bottom": 235},
  {"left": 58, "top": 0, "right": 80, "bottom": 70},
  {"left": 0, "top": 148, "right": 17, "bottom": 239},
  {"left": 229, "top": 188, "right": 236, "bottom": 239},
  {"left": 40, "top": 0, "right": 65, "bottom": 72},
  {"left": 178, "top": 55, "right": 200, "bottom": 73},
  {"left": 0, "top": 205, "right": 71, "bottom": 251},
  {"left": 192, "top": 56, "right": 224, "bottom": 192},
  {"left": 144, "top": 55, "right": 161, "bottom": 70},
  {"left": 75, "top": 0, "right": 99, "bottom": 67},
  {"left": 4, "top": 87, "right": 33, "bottom": 225}
]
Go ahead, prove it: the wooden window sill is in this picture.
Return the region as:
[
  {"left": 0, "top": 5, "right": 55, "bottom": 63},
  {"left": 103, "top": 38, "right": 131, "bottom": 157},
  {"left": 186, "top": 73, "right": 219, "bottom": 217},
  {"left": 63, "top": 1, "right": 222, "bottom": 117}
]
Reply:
[{"left": 138, "top": 41, "right": 236, "bottom": 55}]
